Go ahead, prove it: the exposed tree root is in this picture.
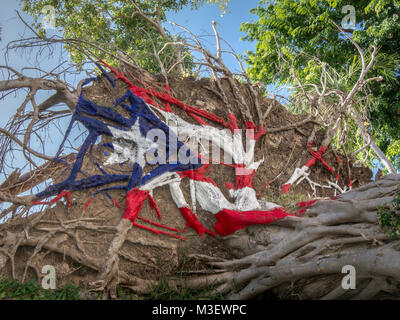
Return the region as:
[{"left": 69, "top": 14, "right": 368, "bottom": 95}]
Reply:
[
  {"left": 1, "top": 174, "right": 399, "bottom": 300},
  {"left": 170, "top": 174, "right": 400, "bottom": 299}
]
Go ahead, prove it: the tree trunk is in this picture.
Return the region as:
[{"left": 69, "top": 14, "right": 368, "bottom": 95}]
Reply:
[{"left": 352, "top": 111, "right": 396, "bottom": 174}]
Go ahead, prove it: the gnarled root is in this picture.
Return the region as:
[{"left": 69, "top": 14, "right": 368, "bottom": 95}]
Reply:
[{"left": 176, "top": 174, "right": 400, "bottom": 299}]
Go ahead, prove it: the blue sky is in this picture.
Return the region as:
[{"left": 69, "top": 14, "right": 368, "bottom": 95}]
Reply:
[
  {"left": 0, "top": 0, "right": 258, "bottom": 84},
  {"left": 165, "top": 1, "right": 257, "bottom": 74},
  {"left": 0, "top": 0, "right": 261, "bottom": 182},
  {"left": 0, "top": 0, "right": 259, "bottom": 121}
]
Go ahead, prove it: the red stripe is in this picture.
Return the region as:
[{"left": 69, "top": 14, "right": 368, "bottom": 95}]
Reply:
[
  {"left": 148, "top": 194, "right": 162, "bottom": 220},
  {"left": 245, "top": 122, "right": 267, "bottom": 140},
  {"left": 178, "top": 164, "right": 217, "bottom": 186},
  {"left": 214, "top": 208, "right": 291, "bottom": 236},
  {"left": 137, "top": 217, "right": 184, "bottom": 233},
  {"left": 306, "top": 143, "right": 335, "bottom": 174},
  {"left": 122, "top": 188, "right": 148, "bottom": 222},
  {"left": 229, "top": 164, "right": 255, "bottom": 189},
  {"left": 254, "top": 125, "right": 267, "bottom": 141},
  {"left": 123, "top": 188, "right": 186, "bottom": 239},
  {"left": 111, "top": 198, "right": 122, "bottom": 210},
  {"left": 100, "top": 60, "right": 229, "bottom": 128},
  {"left": 179, "top": 207, "right": 216, "bottom": 237},
  {"left": 187, "top": 111, "right": 210, "bottom": 125},
  {"left": 132, "top": 222, "right": 186, "bottom": 240},
  {"left": 83, "top": 197, "right": 93, "bottom": 211},
  {"left": 33, "top": 190, "right": 71, "bottom": 208},
  {"left": 227, "top": 113, "right": 239, "bottom": 132}
]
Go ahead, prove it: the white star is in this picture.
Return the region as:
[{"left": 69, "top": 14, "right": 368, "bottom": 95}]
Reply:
[{"left": 104, "top": 122, "right": 158, "bottom": 167}]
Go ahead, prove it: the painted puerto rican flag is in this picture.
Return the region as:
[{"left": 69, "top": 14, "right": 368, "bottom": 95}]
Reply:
[{"left": 32, "top": 61, "right": 311, "bottom": 239}]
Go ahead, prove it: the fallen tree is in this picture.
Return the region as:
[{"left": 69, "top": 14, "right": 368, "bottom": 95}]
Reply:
[
  {"left": 1, "top": 169, "right": 399, "bottom": 299},
  {"left": 0, "top": 16, "right": 399, "bottom": 300}
]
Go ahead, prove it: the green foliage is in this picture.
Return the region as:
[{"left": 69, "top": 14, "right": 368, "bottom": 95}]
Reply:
[
  {"left": 144, "top": 246, "right": 224, "bottom": 300},
  {"left": 373, "top": 125, "right": 400, "bottom": 171},
  {"left": 192, "top": 0, "right": 229, "bottom": 13},
  {"left": 0, "top": 276, "right": 81, "bottom": 300},
  {"left": 242, "top": 0, "right": 400, "bottom": 168},
  {"left": 20, "top": 0, "right": 228, "bottom": 73},
  {"left": 378, "top": 186, "right": 400, "bottom": 239}
]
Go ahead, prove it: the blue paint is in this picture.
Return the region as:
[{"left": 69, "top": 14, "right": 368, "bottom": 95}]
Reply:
[{"left": 35, "top": 69, "right": 202, "bottom": 202}]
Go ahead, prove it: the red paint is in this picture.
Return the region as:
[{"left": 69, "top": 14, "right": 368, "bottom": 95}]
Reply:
[
  {"left": 122, "top": 188, "right": 148, "bottom": 221},
  {"left": 234, "top": 165, "right": 255, "bottom": 189},
  {"left": 148, "top": 194, "right": 162, "bottom": 220},
  {"left": 214, "top": 208, "right": 291, "bottom": 236},
  {"left": 281, "top": 183, "right": 291, "bottom": 194},
  {"left": 179, "top": 207, "right": 216, "bottom": 236},
  {"left": 235, "top": 171, "right": 255, "bottom": 189},
  {"left": 224, "top": 164, "right": 255, "bottom": 190},
  {"left": 257, "top": 178, "right": 276, "bottom": 192},
  {"left": 137, "top": 217, "right": 184, "bottom": 233},
  {"left": 33, "top": 190, "right": 71, "bottom": 208},
  {"left": 83, "top": 197, "right": 93, "bottom": 211},
  {"left": 164, "top": 84, "right": 173, "bottom": 112},
  {"left": 132, "top": 222, "right": 186, "bottom": 240},
  {"left": 306, "top": 143, "right": 335, "bottom": 174},
  {"left": 227, "top": 113, "right": 239, "bottom": 133},
  {"left": 245, "top": 121, "right": 256, "bottom": 131},
  {"left": 254, "top": 125, "right": 267, "bottom": 141},
  {"left": 297, "top": 199, "right": 318, "bottom": 208},
  {"left": 100, "top": 60, "right": 230, "bottom": 128},
  {"left": 111, "top": 198, "right": 122, "bottom": 210},
  {"left": 245, "top": 122, "right": 266, "bottom": 141},
  {"left": 123, "top": 188, "right": 186, "bottom": 239},
  {"left": 225, "top": 182, "right": 235, "bottom": 190},
  {"left": 187, "top": 111, "right": 209, "bottom": 126},
  {"left": 178, "top": 165, "right": 217, "bottom": 186}
]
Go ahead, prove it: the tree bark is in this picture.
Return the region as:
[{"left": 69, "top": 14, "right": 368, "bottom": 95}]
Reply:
[{"left": 352, "top": 110, "right": 396, "bottom": 174}]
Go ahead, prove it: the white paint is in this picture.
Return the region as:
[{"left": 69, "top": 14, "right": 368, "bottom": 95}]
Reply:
[
  {"left": 105, "top": 103, "right": 281, "bottom": 223},
  {"left": 229, "top": 187, "right": 260, "bottom": 211},
  {"left": 151, "top": 106, "right": 263, "bottom": 169},
  {"left": 169, "top": 180, "right": 188, "bottom": 208},
  {"left": 194, "top": 180, "right": 235, "bottom": 214},
  {"left": 139, "top": 172, "right": 181, "bottom": 191},
  {"left": 105, "top": 122, "right": 158, "bottom": 167},
  {"left": 283, "top": 165, "right": 310, "bottom": 187}
]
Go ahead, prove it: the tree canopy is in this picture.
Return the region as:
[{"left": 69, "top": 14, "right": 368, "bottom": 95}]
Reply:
[
  {"left": 241, "top": 0, "right": 400, "bottom": 169},
  {"left": 20, "top": 0, "right": 228, "bottom": 73}
]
